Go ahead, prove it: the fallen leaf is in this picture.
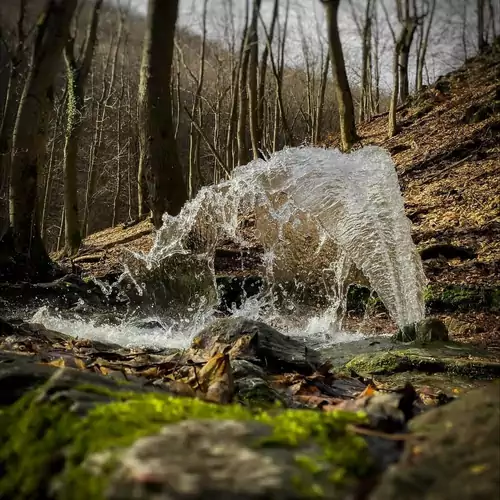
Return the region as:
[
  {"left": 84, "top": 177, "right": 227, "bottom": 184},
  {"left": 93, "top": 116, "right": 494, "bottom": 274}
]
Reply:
[
  {"left": 47, "top": 358, "right": 65, "bottom": 368},
  {"left": 74, "top": 357, "right": 87, "bottom": 370},
  {"left": 195, "top": 353, "right": 234, "bottom": 404},
  {"left": 357, "top": 383, "right": 377, "bottom": 398}
]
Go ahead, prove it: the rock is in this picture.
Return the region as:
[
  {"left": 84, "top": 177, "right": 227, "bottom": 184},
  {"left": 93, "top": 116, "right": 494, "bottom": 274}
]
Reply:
[
  {"left": 107, "top": 419, "right": 350, "bottom": 499},
  {"left": 344, "top": 345, "right": 500, "bottom": 379},
  {"left": 370, "top": 383, "right": 500, "bottom": 500},
  {"left": 0, "top": 352, "right": 156, "bottom": 406},
  {"left": 0, "top": 377, "right": 385, "bottom": 500},
  {"left": 191, "top": 317, "right": 323, "bottom": 375},
  {"left": 235, "top": 376, "right": 285, "bottom": 406},
  {"left": 232, "top": 359, "right": 268, "bottom": 380},
  {"left": 394, "top": 318, "right": 449, "bottom": 342}
]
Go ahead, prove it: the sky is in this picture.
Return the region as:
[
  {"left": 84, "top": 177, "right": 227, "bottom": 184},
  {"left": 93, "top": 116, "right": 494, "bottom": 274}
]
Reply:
[{"left": 128, "top": 0, "right": 487, "bottom": 92}]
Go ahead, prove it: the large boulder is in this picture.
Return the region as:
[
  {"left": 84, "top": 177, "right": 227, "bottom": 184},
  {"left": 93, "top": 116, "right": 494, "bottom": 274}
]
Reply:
[
  {"left": 0, "top": 363, "right": 393, "bottom": 500},
  {"left": 371, "top": 383, "right": 500, "bottom": 500},
  {"left": 191, "top": 317, "right": 323, "bottom": 375}
]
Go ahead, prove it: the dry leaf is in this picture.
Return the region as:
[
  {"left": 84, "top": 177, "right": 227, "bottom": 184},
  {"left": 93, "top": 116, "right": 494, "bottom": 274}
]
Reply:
[
  {"left": 357, "top": 383, "right": 377, "bottom": 399},
  {"left": 74, "top": 357, "right": 87, "bottom": 370},
  {"left": 196, "top": 353, "right": 234, "bottom": 404},
  {"left": 47, "top": 358, "right": 65, "bottom": 368}
]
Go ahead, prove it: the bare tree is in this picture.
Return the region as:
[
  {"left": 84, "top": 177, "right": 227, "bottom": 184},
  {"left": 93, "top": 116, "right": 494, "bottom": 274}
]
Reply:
[
  {"left": 62, "top": 0, "right": 103, "bottom": 255},
  {"left": 415, "top": 0, "right": 436, "bottom": 92},
  {"left": 349, "top": 0, "right": 375, "bottom": 122},
  {"left": 138, "top": 0, "right": 187, "bottom": 228},
  {"left": 82, "top": 13, "right": 124, "bottom": 234},
  {"left": 248, "top": 0, "right": 262, "bottom": 160},
  {"left": 237, "top": 0, "right": 251, "bottom": 166},
  {"left": 257, "top": 0, "right": 279, "bottom": 152},
  {"left": 477, "top": 0, "right": 486, "bottom": 52},
  {"left": 321, "top": 0, "right": 358, "bottom": 150},
  {"left": 8, "top": 0, "right": 77, "bottom": 276},
  {"left": 0, "top": 0, "right": 27, "bottom": 235}
]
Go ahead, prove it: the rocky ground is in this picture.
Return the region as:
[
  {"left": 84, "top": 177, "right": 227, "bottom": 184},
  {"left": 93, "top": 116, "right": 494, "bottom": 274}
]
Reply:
[{"left": 1, "top": 315, "right": 499, "bottom": 499}]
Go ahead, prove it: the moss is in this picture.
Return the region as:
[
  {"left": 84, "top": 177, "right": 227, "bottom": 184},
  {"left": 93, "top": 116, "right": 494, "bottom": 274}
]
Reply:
[
  {"left": 346, "top": 285, "right": 386, "bottom": 314},
  {"left": 424, "top": 284, "right": 500, "bottom": 312},
  {"left": 0, "top": 385, "right": 372, "bottom": 499},
  {"left": 345, "top": 349, "right": 500, "bottom": 379}
]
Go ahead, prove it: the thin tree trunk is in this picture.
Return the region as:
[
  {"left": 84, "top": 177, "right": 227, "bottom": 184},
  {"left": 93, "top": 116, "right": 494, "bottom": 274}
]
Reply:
[
  {"left": 314, "top": 50, "right": 330, "bottom": 144},
  {"left": 237, "top": 0, "right": 251, "bottom": 166},
  {"left": 41, "top": 90, "right": 66, "bottom": 241},
  {"left": 9, "top": 0, "right": 77, "bottom": 276},
  {"left": 477, "top": 0, "right": 486, "bottom": 52},
  {"left": 248, "top": 0, "right": 262, "bottom": 160},
  {"left": 187, "top": 0, "right": 208, "bottom": 199},
  {"left": 257, "top": 0, "right": 278, "bottom": 151},
  {"left": 416, "top": 0, "right": 436, "bottom": 92},
  {"left": 62, "top": 0, "right": 102, "bottom": 255},
  {"left": 82, "top": 16, "right": 122, "bottom": 234},
  {"left": 322, "top": 0, "right": 358, "bottom": 151}
]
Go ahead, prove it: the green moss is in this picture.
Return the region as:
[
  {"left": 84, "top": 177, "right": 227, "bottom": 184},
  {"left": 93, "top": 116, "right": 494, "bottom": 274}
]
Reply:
[
  {"left": 346, "top": 285, "right": 385, "bottom": 314},
  {"left": 345, "top": 349, "right": 500, "bottom": 379},
  {"left": 0, "top": 385, "right": 372, "bottom": 499},
  {"left": 424, "top": 285, "right": 500, "bottom": 312}
]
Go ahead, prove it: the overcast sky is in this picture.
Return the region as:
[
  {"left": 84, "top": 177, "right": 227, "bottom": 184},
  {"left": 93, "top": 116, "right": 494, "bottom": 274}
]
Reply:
[{"left": 128, "top": 0, "right": 485, "bottom": 91}]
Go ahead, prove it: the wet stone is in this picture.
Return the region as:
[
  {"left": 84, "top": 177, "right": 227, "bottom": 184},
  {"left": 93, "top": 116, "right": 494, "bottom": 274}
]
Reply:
[
  {"left": 191, "top": 317, "right": 323, "bottom": 375},
  {"left": 394, "top": 318, "right": 449, "bottom": 343}
]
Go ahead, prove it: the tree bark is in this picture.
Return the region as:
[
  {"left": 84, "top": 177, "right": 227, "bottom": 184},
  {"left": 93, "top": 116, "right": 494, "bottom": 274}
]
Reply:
[
  {"left": 416, "top": 0, "right": 436, "bottom": 92},
  {"left": 477, "top": 0, "right": 486, "bottom": 52},
  {"left": 62, "top": 0, "right": 102, "bottom": 255},
  {"left": 138, "top": 0, "right": 187, "bottom": 228},
  {"left": 8, "top": 0, "right": 77, "bottom": 277},
  {"left": 322, "top": 0, "right": 358, "bottom": 151},
  {"left": 257, "top": 0, "right": 278, "bottom": 152},
  {"left": 248, "top": 0, "right": 262, "bottom": 160},
  {"left": 237, "top": 0, "right": 251, "bottom": 166}
]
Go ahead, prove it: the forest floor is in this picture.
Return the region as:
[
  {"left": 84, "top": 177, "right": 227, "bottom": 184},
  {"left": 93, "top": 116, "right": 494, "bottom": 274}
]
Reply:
[{"left": 57, "top": 47, "right": 500, "bottom": 348}]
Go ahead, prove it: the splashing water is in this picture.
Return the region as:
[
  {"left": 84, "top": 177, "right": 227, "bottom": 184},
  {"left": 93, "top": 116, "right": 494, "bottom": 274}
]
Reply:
[
  {"left": 128, "top": 146, "right": 425, "bottom": 327},
  {"left": 31, "top": 146, "right": 426, "bottom": 348}
]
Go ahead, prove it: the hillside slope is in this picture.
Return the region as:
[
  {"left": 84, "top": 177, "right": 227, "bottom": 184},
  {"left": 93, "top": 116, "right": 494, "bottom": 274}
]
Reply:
[{"left": 326, "top": 45, "right": 500, "bottom": 289}]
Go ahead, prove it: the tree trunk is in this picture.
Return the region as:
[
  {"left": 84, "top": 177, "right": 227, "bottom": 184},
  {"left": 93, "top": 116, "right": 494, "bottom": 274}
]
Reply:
[
  {"left": 138, "top": 0, "right": 187, "bottom": 228},
  {"left": 62, "top": 0, "right": 102, "bottom": 255},
  {"left": 416, "top": 0, "right": 436, "bottom": 92},
  {"left": 8, "top": 0, "right": 77, "bottom": 277},
  {"left": 357, "top": 0, "right": 373, "bottom": 122},
  {"left": 388, "top": 33, "right": 404, "bottom": 138},
  {"left": 257, "top": 0, "right": 278, "bottom": 151},
  {"left": 322, "top": 0, "right": 358, "bottom": 151},
  {"left": 237, "top": 1, "right": 251, "bottom": 166},
  {"left": 477, "top": 0, "right": 486, "bottom": 52},
  {"left": 314, "top": 50, "right": 330, "bottom": 144},
  {"left": 248, "top": 0, "right": 262, "bottom": 160},
  {"left": 398, "top": 19, "right": 417, "bottom": 103}
]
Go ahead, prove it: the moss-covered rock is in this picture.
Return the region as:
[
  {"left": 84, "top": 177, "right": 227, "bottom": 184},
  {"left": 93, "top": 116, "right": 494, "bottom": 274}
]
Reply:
[
  {"left": 424, "top": 284, "right": 500, "bottom": 312},
  {"left": 0, "top": 381, "right": 376, "bottom": 500},
  {"left": 371, "top": 383, "right": 500, "bottom": 500},
  {"left": 344, "top": 345, "right": 500, "bottom": 379}
]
